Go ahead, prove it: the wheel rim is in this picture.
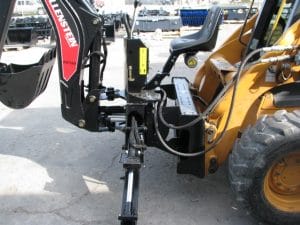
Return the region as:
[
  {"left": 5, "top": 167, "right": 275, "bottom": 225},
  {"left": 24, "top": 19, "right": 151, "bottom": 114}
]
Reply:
[{"left": 264, "top": 152, "right": 300, "bottom": 213}]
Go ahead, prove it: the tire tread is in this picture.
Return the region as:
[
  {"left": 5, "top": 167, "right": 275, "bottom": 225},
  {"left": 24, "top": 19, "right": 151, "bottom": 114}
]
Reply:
[{"left": 228, "top": 110, "right": 300, "bottom": 225}]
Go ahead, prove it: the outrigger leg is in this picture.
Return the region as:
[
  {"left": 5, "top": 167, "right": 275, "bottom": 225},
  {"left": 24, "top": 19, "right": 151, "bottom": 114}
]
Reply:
[{"left": 119, "top": 117, "right": 145, "bottom": 225}]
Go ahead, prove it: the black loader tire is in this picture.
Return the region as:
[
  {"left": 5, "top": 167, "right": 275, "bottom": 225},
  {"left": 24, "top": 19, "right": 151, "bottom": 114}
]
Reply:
[{"left": 229, "top": 110, "right": 300, "bottom": 225}]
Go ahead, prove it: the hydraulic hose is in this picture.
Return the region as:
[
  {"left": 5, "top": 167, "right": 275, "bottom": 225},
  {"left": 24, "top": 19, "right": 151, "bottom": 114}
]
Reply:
[{"left": 154, "top": 45, "right": 299, "bottom": 157}]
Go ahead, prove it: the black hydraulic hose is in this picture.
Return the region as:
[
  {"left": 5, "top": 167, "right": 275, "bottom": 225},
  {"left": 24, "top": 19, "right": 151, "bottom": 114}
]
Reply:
[
  {"left": 122, "top": 14, "right": 131, "bottom": 38},
  {"left": 99, "top": 29, "right": 107, "bottom": 84},
  {"left": 154, "top": 45, "right": 298, "bottom": 157},
  {"left": 154, "top": 102, "right": 204, "bottom": 157},
  {"left": 158, "top": 88, "right": 204, "bottom": 130},
  {"left": 238, "top": 0, "right": 255, "bottom": 47}
]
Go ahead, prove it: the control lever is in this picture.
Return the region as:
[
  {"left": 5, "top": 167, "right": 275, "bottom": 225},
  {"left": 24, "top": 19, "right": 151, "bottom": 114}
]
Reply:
[
  {"left": 134, "top": 0, "right": 142, "bottom": 8},
  {"left": 130, "top": 0, "right": 142, "bottom": 38}
]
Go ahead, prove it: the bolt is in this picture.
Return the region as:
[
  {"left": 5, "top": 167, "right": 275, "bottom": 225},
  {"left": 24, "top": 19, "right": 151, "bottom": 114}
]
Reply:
[
  {"left": 274, "top": 172, "right": 281, "bottom": 176},
  {"left": 92, "top": 18, "right": 100, "bottom": 25},
  {"left": 78, "top": 119, "right": 86, "bottom": 128},
  {"left": 207, "top": 128, "right": 214, "bottom": 135},
  {"left": 208, "top": 157, "right": 218, "bottom": 174},
  {"left": 89, "top": 95, "right": 97, "bottom": 103}
]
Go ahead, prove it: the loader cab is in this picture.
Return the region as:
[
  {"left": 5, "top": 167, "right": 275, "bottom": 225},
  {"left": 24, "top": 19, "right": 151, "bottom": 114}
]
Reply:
[
  {"left": 246, "top": 0, "right": 299, "bottom": 56},
  {"left": 192, "top": 0, "right": 300, "bottom": 110}
]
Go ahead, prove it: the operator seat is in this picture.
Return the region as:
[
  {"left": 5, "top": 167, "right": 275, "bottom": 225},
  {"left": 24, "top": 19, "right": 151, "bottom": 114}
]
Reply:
[
  {"left": 170, "top": 6, "right": 223, "bottom": 54},
  {"left": 161, "top": 6, "right": 223, "bottom": 74}
]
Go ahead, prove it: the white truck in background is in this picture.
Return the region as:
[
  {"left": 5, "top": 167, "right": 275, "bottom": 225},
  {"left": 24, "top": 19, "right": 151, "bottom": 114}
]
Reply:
[{"left": 13, "top": 0, "right": 45, "bottom": 15}]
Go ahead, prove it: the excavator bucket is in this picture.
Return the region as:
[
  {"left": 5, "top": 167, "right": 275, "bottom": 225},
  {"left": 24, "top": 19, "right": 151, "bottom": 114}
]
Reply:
[
  {"left": 0, "top": 0, "right": 56, "bottom": 109},
  {"left": 0, "top": 47, "right": 56, "bottom": 108}
]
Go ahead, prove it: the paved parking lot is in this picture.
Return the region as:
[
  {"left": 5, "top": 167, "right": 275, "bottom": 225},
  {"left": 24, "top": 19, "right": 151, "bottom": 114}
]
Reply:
[{"left": 0, "top": 24, "right": 261, "bottom": 225}]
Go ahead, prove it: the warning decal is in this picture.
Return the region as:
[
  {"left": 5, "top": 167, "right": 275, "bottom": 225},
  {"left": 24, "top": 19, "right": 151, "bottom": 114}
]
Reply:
[{"left": 139, "top": 47, "right": 148, "bottom": 76}]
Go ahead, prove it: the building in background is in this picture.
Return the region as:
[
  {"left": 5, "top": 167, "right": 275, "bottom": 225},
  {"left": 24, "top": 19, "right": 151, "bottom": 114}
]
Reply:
[
  {"left": 97, "top": 0, "right": 256, "bottom": 13},
  {"left": 125, "top": 0, "right": 252, "bottom": 5}
]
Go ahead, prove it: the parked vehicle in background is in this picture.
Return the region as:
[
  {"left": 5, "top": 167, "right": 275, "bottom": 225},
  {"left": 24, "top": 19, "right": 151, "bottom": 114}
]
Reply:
[
  {"left": 13, "top": 0, "right": 45, "bottom": 16},
  {"left": 138, "top": 7, "right": 170, "bottom": 16},
  {"left": 161, "top": 0, "right": 174, "bottom": 5}
]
